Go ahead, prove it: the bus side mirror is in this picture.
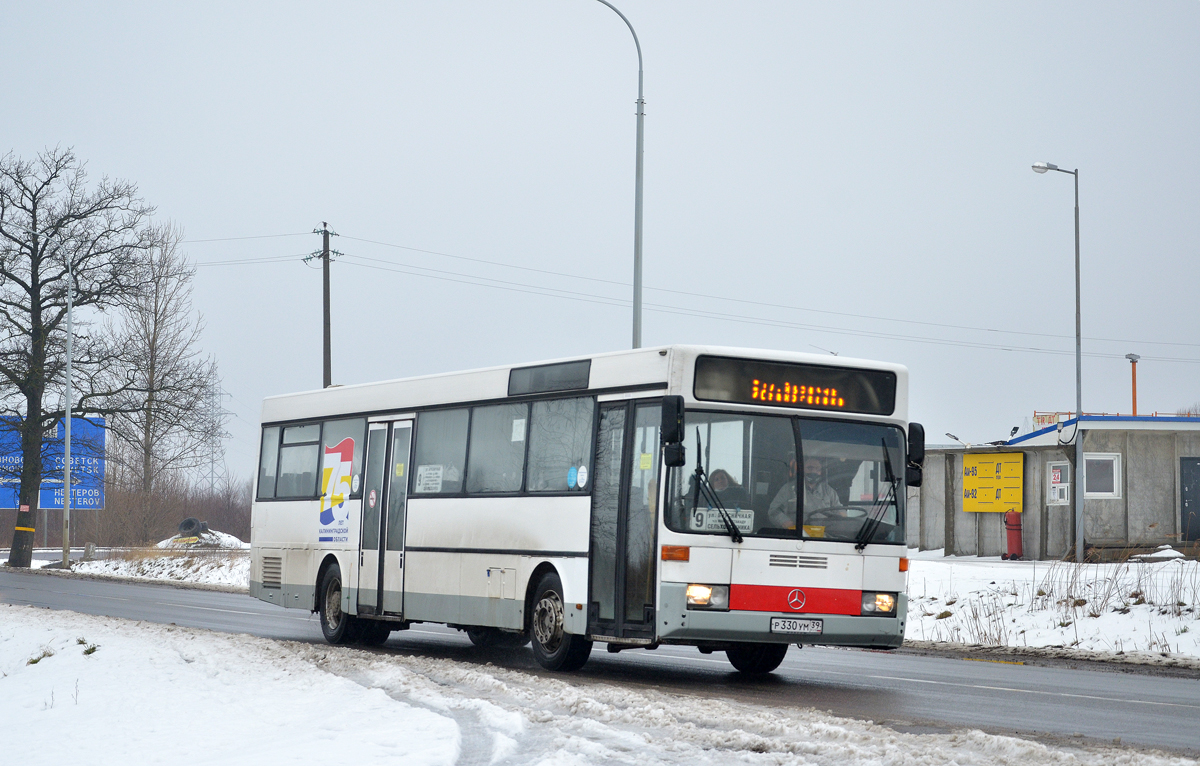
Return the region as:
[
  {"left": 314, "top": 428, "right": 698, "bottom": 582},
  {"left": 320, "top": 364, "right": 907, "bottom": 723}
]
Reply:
[
  {"left": 661, "top": 395, "right": 685, "bottom": 444},
  {"left": 664, "top": 443, "right": 686, "bottom": 468},
  {"left": 907, "top": 422, "right": 925, "bottom": 465},
  {"left": 906, "top": 422, "right": 925, "bottom": 487}
]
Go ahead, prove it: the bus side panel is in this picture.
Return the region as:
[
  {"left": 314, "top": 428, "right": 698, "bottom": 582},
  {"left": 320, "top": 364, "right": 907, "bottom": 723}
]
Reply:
[
  {"left": 250, "top": 498, "right": 361, "bottom": 611},
  {"left": 403, "top": 496, "right": 590, "bottom": 629}
]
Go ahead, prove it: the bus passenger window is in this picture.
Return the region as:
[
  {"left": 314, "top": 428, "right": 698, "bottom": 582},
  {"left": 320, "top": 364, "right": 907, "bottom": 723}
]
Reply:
[
  {"left": 466, "top": 403, "right": 528, "bottom": 493},
  {"left": 276, "top": 424, "right": 321, "bottom": 498},
  {"left": 413, "top": 408, "right": 469, "bottom": 494},
  {"left": 527, "top": 397, "right": 595, "bottom": 492},
  {"left": 257, "top": 427, "right": 280, "bottom": 499}
]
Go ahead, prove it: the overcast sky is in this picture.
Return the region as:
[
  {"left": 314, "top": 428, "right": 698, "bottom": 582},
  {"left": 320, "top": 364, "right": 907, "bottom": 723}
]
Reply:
[{"left": 6, "top": 1, "right": 1199, "bottom": 474}]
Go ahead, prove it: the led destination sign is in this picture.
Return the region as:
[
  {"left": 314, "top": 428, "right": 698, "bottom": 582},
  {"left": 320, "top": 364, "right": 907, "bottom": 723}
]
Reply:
[{"left": 693, "top": 356, "right": 897, "bottom": 416}]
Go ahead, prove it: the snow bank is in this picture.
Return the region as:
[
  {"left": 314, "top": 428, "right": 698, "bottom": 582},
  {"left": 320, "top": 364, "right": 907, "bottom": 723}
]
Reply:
[
  {"left": 3, "top": 605, "right": 1191, "bottom": 766},
  {"left": 157, "top": 528, "right": 250, "bottom": 549},
  {"left": 72, "top": 549, "right": 250, "bottom": 588},
  {"left": 0, "top": 604, "right": 457, "bottom": 765},
  {"left": 906, "top": 552, "right": 1200, "bottom": 661}
]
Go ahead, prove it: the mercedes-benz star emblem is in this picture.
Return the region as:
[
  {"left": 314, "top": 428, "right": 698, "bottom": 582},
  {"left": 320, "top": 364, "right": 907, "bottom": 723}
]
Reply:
[{"left": 787, "top": 588, "right": 806, "bottom": 611}]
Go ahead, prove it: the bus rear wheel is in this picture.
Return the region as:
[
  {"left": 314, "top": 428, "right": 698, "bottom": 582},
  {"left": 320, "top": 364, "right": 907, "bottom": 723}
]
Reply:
[
  {"left": 726, "top": 642, "right": 788, "bottom": 674},
  {"left": 529, "top": 573, "right": 592, "bottom": 671},
  {"left": 318, "top": 563, "right": 357, "bottom": 645}
]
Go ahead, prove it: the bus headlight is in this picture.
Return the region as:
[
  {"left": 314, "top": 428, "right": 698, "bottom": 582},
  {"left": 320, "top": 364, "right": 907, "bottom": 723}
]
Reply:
[
  {"left": 686, "top": 584, "right": 730, "bottom": 610},
  {"left": 861, "top": 592, "right": 897, "bottom": 615}
]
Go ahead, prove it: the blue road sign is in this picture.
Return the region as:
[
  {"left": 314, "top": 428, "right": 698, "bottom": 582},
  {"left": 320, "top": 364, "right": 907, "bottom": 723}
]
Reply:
[{"left": 0, "top": 416, "right": 106, "bottom": 510}]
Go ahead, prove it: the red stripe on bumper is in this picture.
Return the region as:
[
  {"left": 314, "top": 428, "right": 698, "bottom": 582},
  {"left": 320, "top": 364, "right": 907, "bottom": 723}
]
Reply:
[{"left": 730, "top": 584, "right": 862, "bottom": 615}]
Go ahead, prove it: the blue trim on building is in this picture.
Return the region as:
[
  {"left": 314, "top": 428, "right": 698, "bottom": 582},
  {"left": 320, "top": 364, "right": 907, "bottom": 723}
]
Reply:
[{"left": 1006, "top": 415, "right": 1200, "bottom": 446}]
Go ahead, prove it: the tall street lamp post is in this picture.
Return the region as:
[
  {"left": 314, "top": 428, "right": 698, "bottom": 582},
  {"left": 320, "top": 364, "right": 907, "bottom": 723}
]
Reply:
[
  {"left": 594, "top": 0, "right": 645, "bottom": 349},
  {"left": 1032, "top": 161, "right": 1084, "bottom": 563},
  {"left": 63, "top": 254, "right": 74, "bottom": 568}
]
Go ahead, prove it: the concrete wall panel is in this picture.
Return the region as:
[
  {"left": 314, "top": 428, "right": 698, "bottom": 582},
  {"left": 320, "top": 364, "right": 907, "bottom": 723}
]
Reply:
[
  {"left": 1081, "top": 430, "right": 1127, "bottom": 545},
  {"left": 1126, "top": 432, "right": 1176, "bottom": 544},
  {"left": 919, "top": 454, "right": 946, "bottom": 551}
]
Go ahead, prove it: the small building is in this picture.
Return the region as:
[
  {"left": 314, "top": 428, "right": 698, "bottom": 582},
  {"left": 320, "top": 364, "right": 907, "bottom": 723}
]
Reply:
[{"left": 915, "top": 416, "right": 1200, "bottom": 560}]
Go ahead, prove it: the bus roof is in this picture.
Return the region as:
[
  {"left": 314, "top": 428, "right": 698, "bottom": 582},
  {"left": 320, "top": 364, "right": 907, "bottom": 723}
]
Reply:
[{"left": 261, "top": 345, "right": 908, "bottom": 425}]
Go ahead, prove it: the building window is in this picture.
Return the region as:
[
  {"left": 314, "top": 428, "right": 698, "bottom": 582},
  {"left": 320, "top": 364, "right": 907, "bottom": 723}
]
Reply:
[
  {"left": 1084, "top": 453, "right": 1121, "bottom": 499},
  {"left": 1045, "top": 461, "right": 1070, "bottom": 506}
]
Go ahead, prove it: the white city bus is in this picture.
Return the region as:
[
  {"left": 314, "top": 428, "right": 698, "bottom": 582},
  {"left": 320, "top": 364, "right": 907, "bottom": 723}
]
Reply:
[{"left": 250, "top": 345, "right": 924, "bottom": 673}]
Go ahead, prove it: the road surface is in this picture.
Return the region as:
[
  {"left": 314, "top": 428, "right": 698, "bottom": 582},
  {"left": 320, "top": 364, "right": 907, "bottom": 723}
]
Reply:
[{"left": 2, "top": 567, "right": 1197, "bottom": 756}]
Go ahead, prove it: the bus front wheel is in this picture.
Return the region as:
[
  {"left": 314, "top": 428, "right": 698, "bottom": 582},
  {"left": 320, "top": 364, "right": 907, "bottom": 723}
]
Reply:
[
  {"left": 726, "top": 643, "right": 788, "bottom": 674},
  {"left": 529, "top": 573, "right": 592, "bottom": 671},
  {"left": 318, "top": 563, "right": 357, "bottom": 645}
]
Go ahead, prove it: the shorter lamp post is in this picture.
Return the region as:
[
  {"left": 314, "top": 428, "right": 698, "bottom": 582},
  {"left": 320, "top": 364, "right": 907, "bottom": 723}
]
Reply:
[
  {"left": 1126, "top": 353, "right": 1140, "bottom": 416},
  {"left": 1032, "top": 160, "right": 1085, "bottom": 563}
]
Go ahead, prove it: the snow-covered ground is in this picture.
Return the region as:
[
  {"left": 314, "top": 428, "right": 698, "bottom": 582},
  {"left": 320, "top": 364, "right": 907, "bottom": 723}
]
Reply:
[
  {"left": 58, "top": 549, "right": 250, "bottom": 588},
  {"left": 907, "top": 550, "right": 1200, "bottom": 660},
  {"left": 157, "top": 528, "right": 250, "bottom": 550},
  {"left": 4, "top": 604, "right": 1194, "bottom": 766}
]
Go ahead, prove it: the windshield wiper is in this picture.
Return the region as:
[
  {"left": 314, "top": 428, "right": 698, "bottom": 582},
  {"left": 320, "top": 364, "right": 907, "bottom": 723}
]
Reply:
[
  {"left": 855, "top": 438, "right": 898, "bottom": 551},
  {"left": 691, "top": 430, "right": 743, "bottom": 543}
]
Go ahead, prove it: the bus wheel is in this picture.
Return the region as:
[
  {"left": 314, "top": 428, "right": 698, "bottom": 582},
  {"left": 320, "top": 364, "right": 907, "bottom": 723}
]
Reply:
[
  {"left": 726, "top": 643, "right": 788, "bottom": 674},
  {"left": 318, "top": 564, "right": 356, "bottom": 645},
  {"left": 530, "top": 573, "right": 592, "bottom": 671},
  {"left": 466, "top": 627, "right": 530, "bottom": 649}
]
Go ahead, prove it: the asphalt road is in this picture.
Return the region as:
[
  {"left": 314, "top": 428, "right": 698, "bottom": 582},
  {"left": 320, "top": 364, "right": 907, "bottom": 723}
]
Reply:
[{"left": 3, "top": 568, "right": 1198, "bottom": 756}]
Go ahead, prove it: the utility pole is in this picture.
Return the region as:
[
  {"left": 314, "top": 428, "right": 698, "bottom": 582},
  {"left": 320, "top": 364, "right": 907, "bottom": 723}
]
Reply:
[{"left": 307, "top": 223, "right": 340, "bottom": 388}]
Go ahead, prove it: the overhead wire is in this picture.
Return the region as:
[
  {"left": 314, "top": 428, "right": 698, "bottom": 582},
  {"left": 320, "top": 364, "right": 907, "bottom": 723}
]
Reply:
[{"left": 181, "top": 233, "right": 1200, "bottom": 364}]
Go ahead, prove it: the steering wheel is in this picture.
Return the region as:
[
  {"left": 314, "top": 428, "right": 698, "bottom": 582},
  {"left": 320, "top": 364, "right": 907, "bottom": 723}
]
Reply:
[{"left": 806, "top": 505, "right": 868, "bottom": 520}]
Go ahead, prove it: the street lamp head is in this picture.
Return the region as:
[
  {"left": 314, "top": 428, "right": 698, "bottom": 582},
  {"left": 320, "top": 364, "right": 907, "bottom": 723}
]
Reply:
[
  {"left": 1126, "top": 353, "right": 1140, "bottom": 363},
  {"left": 1032, "top": 162, "right": 1058, "bottom": 174}
]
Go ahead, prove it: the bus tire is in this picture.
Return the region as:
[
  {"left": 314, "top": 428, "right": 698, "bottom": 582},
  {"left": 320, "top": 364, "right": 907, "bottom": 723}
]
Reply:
[
  {"left": 318, "top": 563, "right": 357, "bottom": 645},
  {"left": 466, "top": 627, "right": 530, "bottom": 649},
  {"left": 726, "top": 642, "right": 788, "bottom": 674},
  {"left": 356, "top": 620, "right": 393, "bottom": 647},
  {"left": 529, "top": 573, "right": 592, "bottom": 671}
]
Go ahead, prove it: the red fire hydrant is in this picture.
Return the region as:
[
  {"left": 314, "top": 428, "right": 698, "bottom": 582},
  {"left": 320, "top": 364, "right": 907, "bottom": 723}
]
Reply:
[{"left": 1003, "top": 510, "right": 1023, "bottom": 561}]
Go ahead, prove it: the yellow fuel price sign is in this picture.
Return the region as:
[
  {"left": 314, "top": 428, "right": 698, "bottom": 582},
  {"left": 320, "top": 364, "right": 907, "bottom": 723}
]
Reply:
[{"left": 962, "top": 453, "right": 1023, "bottom": 513}]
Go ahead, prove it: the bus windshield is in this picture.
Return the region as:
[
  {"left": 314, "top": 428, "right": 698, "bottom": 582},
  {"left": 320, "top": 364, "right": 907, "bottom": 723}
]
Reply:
[{"left": 664, "top": 411, "right": 906, "bottom": 544}]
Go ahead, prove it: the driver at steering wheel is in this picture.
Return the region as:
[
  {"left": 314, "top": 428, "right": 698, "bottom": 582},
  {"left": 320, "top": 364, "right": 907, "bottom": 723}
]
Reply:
[{"left": 768, "top": 457, "right": 842, "bottom": 529}]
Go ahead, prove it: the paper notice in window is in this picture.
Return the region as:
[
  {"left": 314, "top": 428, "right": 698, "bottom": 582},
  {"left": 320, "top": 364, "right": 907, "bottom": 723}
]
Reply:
[
  {"left": 415, "top": 465, "right": 444, "bottom": 493},
  {"left": 639, "top": 453, "right": 653, "bottom": 470},
  {"left": 512, "top": 418, "right": 526, "bottom": 442}
]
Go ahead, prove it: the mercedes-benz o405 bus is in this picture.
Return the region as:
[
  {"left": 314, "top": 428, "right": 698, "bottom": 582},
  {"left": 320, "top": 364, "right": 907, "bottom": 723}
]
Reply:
[{"left": 250, "top": 346, "right": 925, "bottom": 673}]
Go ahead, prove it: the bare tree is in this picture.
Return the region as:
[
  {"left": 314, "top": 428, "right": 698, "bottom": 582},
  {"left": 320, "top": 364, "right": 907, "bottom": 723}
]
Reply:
[
  {"left": 106, "top": 223, "right": 220, "bottom": 496},
  {"left": 0, "top": 148, "right": 153, "bottom": 567},
  {"left": 1178, "top": 403, "right": 1200, "bottom": 417}
]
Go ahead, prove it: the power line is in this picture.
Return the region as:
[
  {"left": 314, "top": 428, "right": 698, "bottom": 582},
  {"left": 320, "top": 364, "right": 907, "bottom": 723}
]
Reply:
[
  {"left": 334, "top": 256, "right": 1200, "bottom": 365},
  {"left": 183, "top": 231, "right": 1200, "bottom": 361},
  {"left": 193, "top": 253, "right": 309, "bottom": 266},
  {"left": 338, "top": 234, "right": 1200, "bottom": 350},
  {"left": 183, "top": 232, "right": 310, "bottom": 243}
]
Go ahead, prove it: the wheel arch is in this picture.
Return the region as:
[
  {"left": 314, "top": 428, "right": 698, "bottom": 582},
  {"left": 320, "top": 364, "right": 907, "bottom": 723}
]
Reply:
[
  {"left": 313, "top": 553, "right": 343, "bottom": 612},
  {"left": 523, "top": 561, "right": 560, "bottom": 632}
]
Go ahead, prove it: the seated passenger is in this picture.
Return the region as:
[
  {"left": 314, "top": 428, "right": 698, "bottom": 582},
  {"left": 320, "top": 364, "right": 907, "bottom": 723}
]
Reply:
[
  {"left": 768, "top": 457, "right": 841, "bottom": 529},
  {"left": 709, "top": 469, "right": 749, "bottom": 509}
]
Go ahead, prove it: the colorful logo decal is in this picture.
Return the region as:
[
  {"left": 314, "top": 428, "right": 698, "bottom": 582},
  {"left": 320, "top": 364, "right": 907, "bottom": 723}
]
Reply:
[{"left": 319, "top": 438, "right": 355, "bottom": 533}]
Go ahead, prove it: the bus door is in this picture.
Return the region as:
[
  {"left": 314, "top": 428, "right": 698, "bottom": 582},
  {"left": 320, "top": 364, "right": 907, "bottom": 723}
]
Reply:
[
  {"left": 588, "top": 401, "right": 661, "bottom": 641},
  {"left": 357, "top": 420, "right": 413, "bottom": 616}
]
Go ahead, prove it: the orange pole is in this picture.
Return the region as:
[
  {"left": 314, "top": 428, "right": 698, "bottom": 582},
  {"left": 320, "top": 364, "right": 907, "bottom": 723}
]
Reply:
[{"left": 1131, "top": 360, "right": 1138, "bottom": 416}]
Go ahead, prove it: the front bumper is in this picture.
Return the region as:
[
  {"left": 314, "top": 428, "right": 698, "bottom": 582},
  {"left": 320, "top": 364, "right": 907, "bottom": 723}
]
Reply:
[{"left": 657, "top": 582, "right": 906, "bottom": 648}]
